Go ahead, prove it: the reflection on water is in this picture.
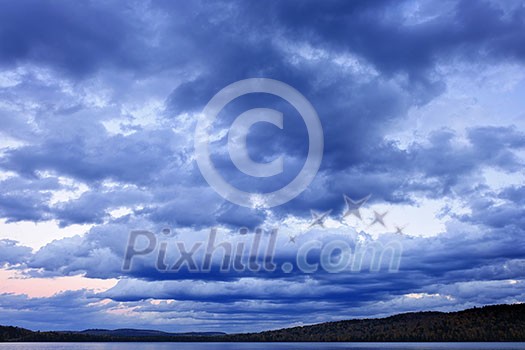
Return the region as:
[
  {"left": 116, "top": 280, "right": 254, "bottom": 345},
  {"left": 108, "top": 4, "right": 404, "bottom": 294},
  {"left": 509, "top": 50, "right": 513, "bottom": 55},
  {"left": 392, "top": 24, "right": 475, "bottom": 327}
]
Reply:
[{"left": 1, "top": 343, "right": 525, "bottom": 350}]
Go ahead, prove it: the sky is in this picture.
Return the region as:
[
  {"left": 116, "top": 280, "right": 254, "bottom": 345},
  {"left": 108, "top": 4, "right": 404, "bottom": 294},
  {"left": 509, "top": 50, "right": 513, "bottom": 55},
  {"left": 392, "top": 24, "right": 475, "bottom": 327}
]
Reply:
[{"left": 0, "top": 0, "right": 525, "bottom": 333}]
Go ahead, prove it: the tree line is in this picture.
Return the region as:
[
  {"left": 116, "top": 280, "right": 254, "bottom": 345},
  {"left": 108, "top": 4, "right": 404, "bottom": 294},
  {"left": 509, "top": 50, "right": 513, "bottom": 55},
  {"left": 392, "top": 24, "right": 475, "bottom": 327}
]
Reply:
[{"left": 2, "top": 303, "right": 524, "bottom": 342}]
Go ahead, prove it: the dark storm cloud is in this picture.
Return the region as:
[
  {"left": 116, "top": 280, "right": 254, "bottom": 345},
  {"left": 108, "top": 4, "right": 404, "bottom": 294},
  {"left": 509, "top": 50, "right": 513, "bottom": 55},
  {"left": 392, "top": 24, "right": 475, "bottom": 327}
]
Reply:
[
  {"left": 19, "top": 214, "right": 525, "bottom": 296},
  {"left": 500, "top": 185, "right": 525, "bottom": 205},
  {"left": 160, "top": 0, "right": 525, "bottom": 218},
  {"left": 459, "top": 186, "right": 525, "bottom": 230},
  {"left": 270, "top": 0, "right": 525, "bottom": 75},
  {"left": 53, "top": 187, "right": 151, "bottom": 227},
  {"left": 1, "top": 127, "right": 180, "bottom": 185},
  {"left": 0, "top": 290, "right": 141, "bottom": 331},
  {"left": 0, "top": 0, "right": 143, "bottom": 77},
  {"left": 0, "top": 177, "right": 59, "bottom": 222},
  {"left": 1, "top": 0, "right": 524, "bottom": 226},
  {"left": 412, "top": 126, "right": 525, "bottom": 187}
]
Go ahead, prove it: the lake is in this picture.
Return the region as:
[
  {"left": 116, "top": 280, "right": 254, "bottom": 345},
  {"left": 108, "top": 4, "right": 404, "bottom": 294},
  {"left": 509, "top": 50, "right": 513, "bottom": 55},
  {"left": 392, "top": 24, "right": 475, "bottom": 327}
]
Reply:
[{"left": 1, "top": 343, "right": 525, "bottom": 350}]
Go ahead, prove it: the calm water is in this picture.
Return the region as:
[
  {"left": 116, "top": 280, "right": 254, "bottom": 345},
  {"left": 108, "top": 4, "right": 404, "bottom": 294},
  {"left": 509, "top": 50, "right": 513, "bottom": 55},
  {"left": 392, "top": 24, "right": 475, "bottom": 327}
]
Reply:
[{"left": 1, "top": 343, "right": 525, "bottom": 350}]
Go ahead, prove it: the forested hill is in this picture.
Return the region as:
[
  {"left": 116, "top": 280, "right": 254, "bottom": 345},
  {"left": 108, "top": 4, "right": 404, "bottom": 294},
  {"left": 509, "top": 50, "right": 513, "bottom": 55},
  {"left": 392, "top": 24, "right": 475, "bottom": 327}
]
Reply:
[
  {"left": 1, "top": 303, "right": 525, "bottom": 342},
  {"left": 230, "top": 303, "right": 525, "bottom": 342}
]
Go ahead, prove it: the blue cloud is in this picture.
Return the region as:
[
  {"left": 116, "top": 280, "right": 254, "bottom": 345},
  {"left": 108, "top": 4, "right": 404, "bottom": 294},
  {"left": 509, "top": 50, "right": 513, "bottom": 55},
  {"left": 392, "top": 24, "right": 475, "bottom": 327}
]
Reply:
[{"left": 0, "top": 239, "right": 32, "bottom": 266}]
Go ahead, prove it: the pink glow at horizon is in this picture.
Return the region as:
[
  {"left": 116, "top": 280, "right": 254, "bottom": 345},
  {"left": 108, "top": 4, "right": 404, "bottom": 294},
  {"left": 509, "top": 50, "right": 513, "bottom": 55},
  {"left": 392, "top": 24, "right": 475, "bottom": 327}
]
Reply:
[{"left": 0, "top": 269, "right": 117, "bottom": 298}]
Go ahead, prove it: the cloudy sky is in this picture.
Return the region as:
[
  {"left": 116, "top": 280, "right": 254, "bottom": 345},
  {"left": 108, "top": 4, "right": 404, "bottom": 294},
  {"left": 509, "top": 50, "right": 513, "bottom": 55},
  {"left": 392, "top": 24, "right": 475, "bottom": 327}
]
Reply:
[{"left": 1, "top": 0, "right": 525, "bottom": 333}]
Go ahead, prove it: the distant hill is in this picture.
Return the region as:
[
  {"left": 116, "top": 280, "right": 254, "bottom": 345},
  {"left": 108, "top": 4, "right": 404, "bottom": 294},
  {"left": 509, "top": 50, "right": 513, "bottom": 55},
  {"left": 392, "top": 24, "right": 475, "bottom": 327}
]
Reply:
[
  {"left": 0, "top": 326, "right": 225, "bottom": 342},
  {"left": 1, "top": 303, "right": 525, "bottom": 342},
  {"left": 78, "top": 328, "right": 225, "bottom": 337}
]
